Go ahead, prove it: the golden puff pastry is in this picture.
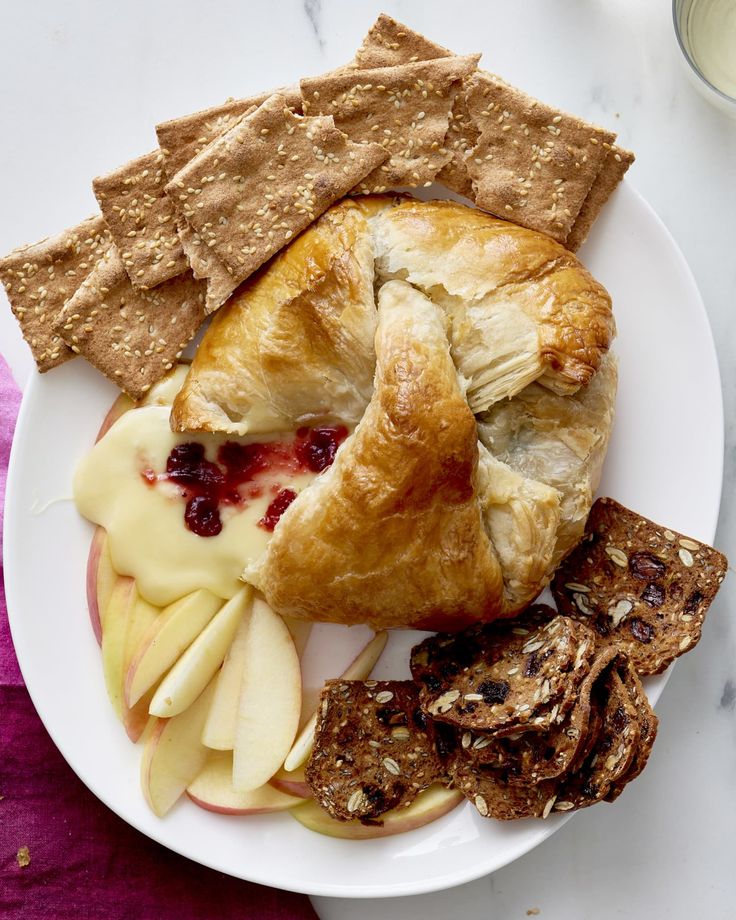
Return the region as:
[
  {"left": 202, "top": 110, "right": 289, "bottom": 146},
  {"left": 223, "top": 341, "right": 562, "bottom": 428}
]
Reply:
[
  {"left": 171, "top": 201, "right": 377, "bottom": 434},
  {"left": 244, "top": 280, "right": 507, "bottom": 631},
  {"left": 478, "top": 351, "right": 618, "bottom": 571}
]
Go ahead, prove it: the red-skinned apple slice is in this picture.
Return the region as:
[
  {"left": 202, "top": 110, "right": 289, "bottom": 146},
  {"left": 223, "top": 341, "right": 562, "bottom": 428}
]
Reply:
[
  {"left": 290, "top": 785, "right": 463, "bottom": 840},
  {"left": 283, "top": 630, "right": 388, "bottom": 773},
  {"left": 232, "top": 600, "right": 301, "bottom": 792},
  {"left": 188, "top": 750, "right": 305, "bottom": 815},
  {"left": 141, "top": 678, "right": 218, "bottom": 817},
  {"left": 86, "top": 527, "right": 111, "bottom": 645},
  {"left": 149, "top": 587, "right": 251, "bottom": 718},
  {"left": 122, "top": 593, "right": 160, "bottom": 742},
  {"left": 95, "top": 392, "right": 135, "bottom": 443},
  {"left": 101, "top": 576, "right": 137, "bottom": 720},
  {"left": 201, "top": 596, "right": 254, "bottom": 750},
  {"left": 270, "top": 763, "right": 311, "bottom": 800},
  {"left": 125, "top": 589, "right": 222, "bottom": 708}
]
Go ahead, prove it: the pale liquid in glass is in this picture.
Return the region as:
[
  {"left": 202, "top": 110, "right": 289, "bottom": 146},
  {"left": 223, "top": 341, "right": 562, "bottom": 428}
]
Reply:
[{"left": 682, "top": 0, "right": 736, "bottom": 96}]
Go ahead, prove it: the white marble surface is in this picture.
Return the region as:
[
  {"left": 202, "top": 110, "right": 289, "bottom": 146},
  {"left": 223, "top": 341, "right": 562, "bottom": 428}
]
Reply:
[{"left": 1, "top": 1, "right": 735, "bottom": 917}]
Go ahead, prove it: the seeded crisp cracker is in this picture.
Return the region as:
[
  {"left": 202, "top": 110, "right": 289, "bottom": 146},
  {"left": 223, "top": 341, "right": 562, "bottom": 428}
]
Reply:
[
  {"left": 93, "top": 150, "right": 189, "bottom": 288},
  {"left": 465, "top": 72, "right": 617, "bottom": 242},
  {"left": 551, "top": 497, "right": 728, "bottom": 675},
  {"left": 155, "top": 87, "right": 303, "bottom": 180},
  {"left": 410, "top": 606, "right": 596, "bottom": 736},
  {"left": 0, "top": 215, "right": 111, "bottom": 371},
  {"left": 300, "top": 55, "right": 479, "bottom": 193},
  {"left": 351, "top": 14, "right": 478, "bottom": 198},
  {"left": 459, "top": 646, "right": 618, "bottom": 786},
  {"left": 166, "top": 93, "right": 387, "bottom": 293},
  {"left": 56, "top": 245, "right": 206, "bottom": 398},
  {"left": 565, "top": 145, "right": 635, "bottom": 251},
  {"left": 306, "top": 679, "right": 445, "bottom": 823}
]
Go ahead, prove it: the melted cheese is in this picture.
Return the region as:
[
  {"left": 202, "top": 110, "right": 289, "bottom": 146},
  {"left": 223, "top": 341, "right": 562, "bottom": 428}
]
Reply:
[{"left": 74, "top": 404, "right": 318, "bottom": 607}]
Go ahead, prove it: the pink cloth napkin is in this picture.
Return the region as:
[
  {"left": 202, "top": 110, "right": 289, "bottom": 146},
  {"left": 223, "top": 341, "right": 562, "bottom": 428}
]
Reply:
[{"left": 0, "top": 354, "right": 318, "bottom": 920}]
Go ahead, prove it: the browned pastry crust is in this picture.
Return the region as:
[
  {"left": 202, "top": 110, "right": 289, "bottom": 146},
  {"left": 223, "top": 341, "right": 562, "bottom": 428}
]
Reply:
[{"left": 245, "top": 279, "right": 506, "bottom": 631}]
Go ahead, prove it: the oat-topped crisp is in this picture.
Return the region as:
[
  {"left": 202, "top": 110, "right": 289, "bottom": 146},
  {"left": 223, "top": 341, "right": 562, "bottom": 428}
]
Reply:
[
  {"left": 411, "top": 605, "right": 596, "bottom": 736},
  {"left": 551, "top": 497, "right": 728, "bottom": 674},
  {"left": 306, "top": 679, "right": 446, "bottom": 823}
]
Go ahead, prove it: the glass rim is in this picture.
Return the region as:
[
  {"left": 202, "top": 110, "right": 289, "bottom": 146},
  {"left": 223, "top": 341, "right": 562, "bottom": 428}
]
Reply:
[{"left": 672, "top": 0, "right": 736, "bottom": 107}]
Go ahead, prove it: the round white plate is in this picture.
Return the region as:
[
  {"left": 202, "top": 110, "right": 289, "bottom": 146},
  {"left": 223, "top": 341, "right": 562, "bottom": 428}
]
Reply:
[{"left": 3, "top": 183, "right": 724, "bottom": 898}]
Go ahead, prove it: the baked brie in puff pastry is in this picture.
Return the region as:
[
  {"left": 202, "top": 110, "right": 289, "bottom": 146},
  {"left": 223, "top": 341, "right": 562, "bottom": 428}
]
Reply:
[{"left": 171, "top": 197, "right": 616, "bottom": 630}]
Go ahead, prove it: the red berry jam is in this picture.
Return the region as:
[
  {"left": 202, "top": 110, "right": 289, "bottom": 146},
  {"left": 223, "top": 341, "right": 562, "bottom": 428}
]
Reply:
[
  {"left": 152, "top": 426, "right": 348, "bottom": 538},
  {"left": 259, "top": 488, "right": 298, "bottom": 532}
]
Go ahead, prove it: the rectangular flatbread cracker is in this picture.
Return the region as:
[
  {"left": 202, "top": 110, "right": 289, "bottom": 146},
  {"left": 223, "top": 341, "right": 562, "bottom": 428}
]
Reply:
[
  {"left": 301, "top": 55, "right": 479, "bottom": 193},
  {"left": 565, "top": 145, "right": 635, "bottom": 251},
  {"left": 93, "top": 150, "right": 188, "bottom": 289},
  {"left": 465, "top": 72, "right": 617, "bottom": 242},
  {"left": 0, "top": 215, "right": 111, "bottom": 371},
  {"left": 166, "top": 93, "right": 387, "bottom": 292},
  {"left": 56, "top": 244, "right": 205, "bottom": 398}
]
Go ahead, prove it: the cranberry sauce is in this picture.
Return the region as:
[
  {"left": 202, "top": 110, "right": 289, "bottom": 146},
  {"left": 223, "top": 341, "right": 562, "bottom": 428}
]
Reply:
[{"left": 153, "top": 426, "right": 348, "bottom": 538}]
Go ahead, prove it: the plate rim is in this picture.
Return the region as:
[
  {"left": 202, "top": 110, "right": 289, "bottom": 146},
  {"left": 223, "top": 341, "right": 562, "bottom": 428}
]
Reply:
[{"left": 2, "top": 181, "right": 725, "bottom": 899}]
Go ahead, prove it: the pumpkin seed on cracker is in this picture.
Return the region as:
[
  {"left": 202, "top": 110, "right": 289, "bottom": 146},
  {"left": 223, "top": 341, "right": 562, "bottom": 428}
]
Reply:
[
  {"left": 411, "top": 605, "right": 596, "bottom": 736},
  {"left": 306, "top": 679, "right": 445, "bottom": 823},
  {"left": 0, "top": 215, "right": 111, "bottom": 371},
  {"left": 551, "top": 497, "right": 728, "bottom": 675}
]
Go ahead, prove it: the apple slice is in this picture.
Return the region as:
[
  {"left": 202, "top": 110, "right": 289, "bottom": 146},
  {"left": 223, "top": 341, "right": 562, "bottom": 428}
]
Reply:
[
  {"left": 270, "top": 763, "right": 311, "bottom": 800},
  {"left": 125, "top": 589, "right": 222, "bottom": 708},
  {"left": 101, "top": 576, "right": 137, "bottom": 720},
  {"left": 188, "top": 750, "right": 305, "bottom": 815},
  {"left": 232, "top": 602, "right": 301, "bottom": 792},
  {"left": 149, "top": 587, "right": 251, "bottom": 718},
  {"left": 283, "top": 630, "right": 388, "bottom": 773},
  {"left": 141, "top": 678, "right": 218, "bottom": 817},
  {"left": 86, "top": 527, "right": 115, "bottom": 645},
  {"left": 95, "top": 392, "right": 135, "bottom": 442},
  {"left": 122, "top": 593, "right": 160, "bottom": 742},
  {"left": 201, "top": 599, "right": 254, "bottom": 750},
  {"left": 291, "top": 785, "right": 463, "bottom": 839}
]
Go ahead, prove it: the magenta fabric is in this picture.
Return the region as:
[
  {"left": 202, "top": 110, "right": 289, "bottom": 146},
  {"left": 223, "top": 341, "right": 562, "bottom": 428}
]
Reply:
[{"left": 0, "top": 355, "right": 318, "bottom": 920}]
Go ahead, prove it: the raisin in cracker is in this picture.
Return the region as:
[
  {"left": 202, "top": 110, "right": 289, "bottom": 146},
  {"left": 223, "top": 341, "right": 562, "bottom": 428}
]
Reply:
[
  {"left": 465, "top": 72, "right": 616, "bottom": 243},
  {"left": 93, "top": 149, "right": 189, "bottom": 289},
  {"left": 306, "top": 680, "right": 445, "bottom": 823},
  {"left": 0, "top": 215, "right": 111, "bottom": 371},
  {"left": 300, "top": 55, "right": 478, "bottom": 193},
  {"left": 460, "top": 647, "right": 619, "bottom": 786},
  {"left": 56, "top": 245, "right": 205, "bottom": 399},
  {"left": 551, "top": 497, "right": 728, "bottom": 675},
  {"left": 166, "top": 93, "right": 387, "bottom": 303},
  {"left": 411, "top": 605, "right": 596, "bottom": 736}
]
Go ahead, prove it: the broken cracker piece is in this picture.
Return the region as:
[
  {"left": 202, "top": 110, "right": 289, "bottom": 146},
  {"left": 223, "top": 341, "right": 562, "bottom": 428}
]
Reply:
[
  {"left": 306, "top": 679, "right": 445, "bottom": 823},
  {"left": 411, "top": 605, "right": 596, "bottom": 736},
  {"left": 16, "top": 846, "right": 30, "bottom": 868},
  {"left": 465, "top": 72, "right": 616, "bottom": 242},
  {"left": 56, "top": 244, "right": 205, "bottom": 399},
  {"left": 353, "top": 13, "right": 452, "bottom": 68},
  {"left": 301, "top": 55, "right": 479, "bottom": 193},
  {"left": 93, "top": 149, "right": 188, "bottom": 289},
  {"left": 155, "top": 87, "right": 303, "bottom": 180},
  {"left": 551, "top": 497, "right": 728, "bottom": 675},
  {"left": 565, "top": 145, "right": 635, "bottom": 251},
  {"left": 166, "top": 93, "right": 387, "bottom": 294},
  {"left": 0, "top": 215, "right": 111, "bottom": 371}
]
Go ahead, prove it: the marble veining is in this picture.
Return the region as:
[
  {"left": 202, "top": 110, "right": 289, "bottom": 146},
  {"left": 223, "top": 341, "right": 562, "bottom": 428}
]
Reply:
[{"left": 0, "top": 2, "right": 734, "bottom": 919}]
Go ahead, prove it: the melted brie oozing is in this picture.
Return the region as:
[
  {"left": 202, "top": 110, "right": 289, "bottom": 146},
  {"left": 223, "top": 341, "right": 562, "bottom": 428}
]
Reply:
[{"left": 74, "top": 403, "right": 319, "bottom": 607}]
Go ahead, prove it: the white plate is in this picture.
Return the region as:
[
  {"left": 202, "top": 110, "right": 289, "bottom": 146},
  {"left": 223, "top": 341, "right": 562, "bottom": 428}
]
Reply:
[{"left": 3, "top": 183, "right": 724, "bottom": 898}]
